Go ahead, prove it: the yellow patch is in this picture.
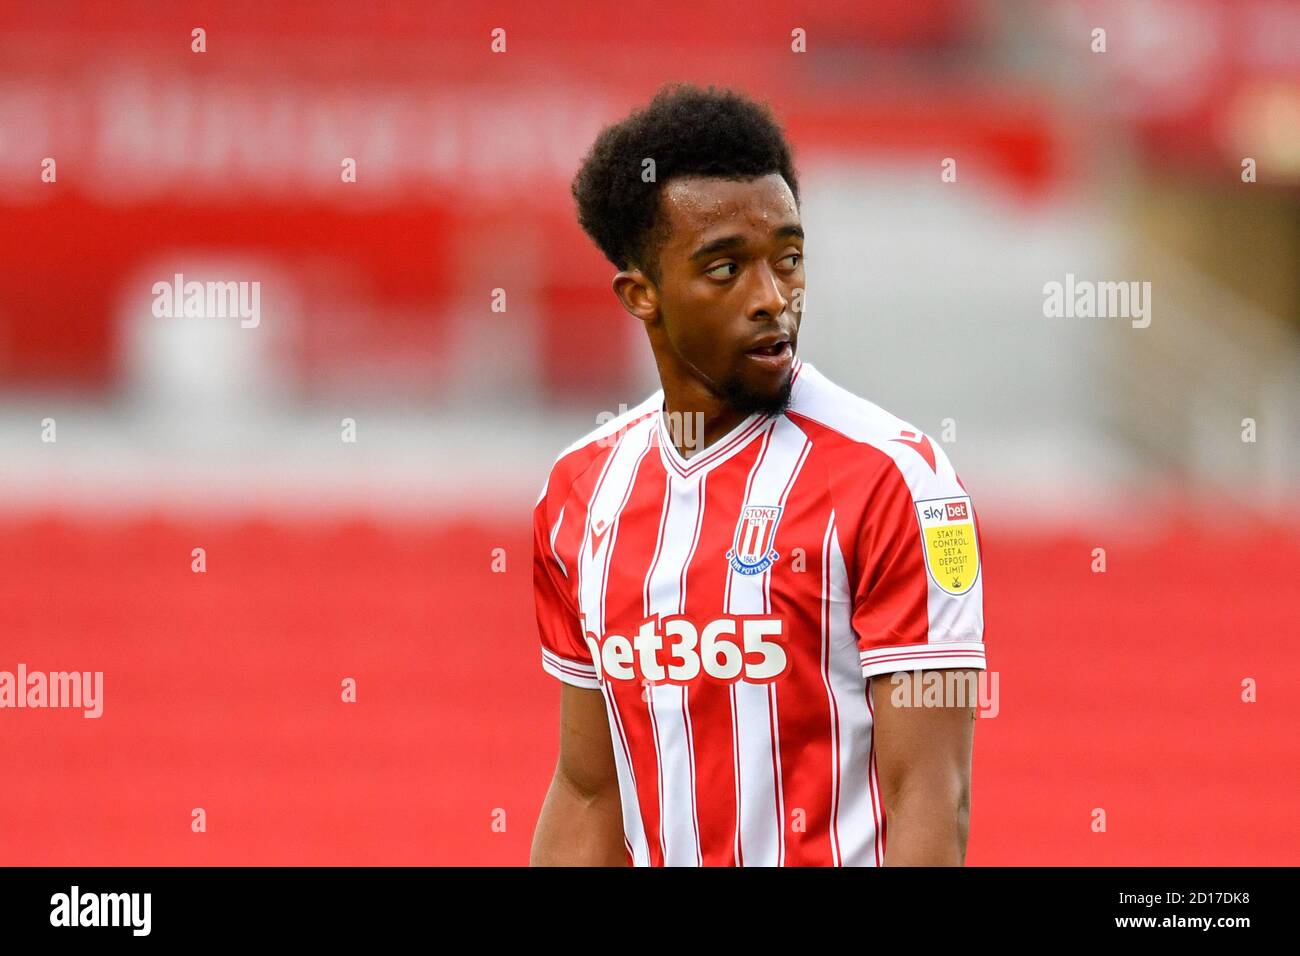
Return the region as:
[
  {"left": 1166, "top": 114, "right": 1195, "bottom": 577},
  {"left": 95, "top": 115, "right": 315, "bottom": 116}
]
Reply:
[{"left": 915, "top": 496, "right": 980, "bottom": 595}]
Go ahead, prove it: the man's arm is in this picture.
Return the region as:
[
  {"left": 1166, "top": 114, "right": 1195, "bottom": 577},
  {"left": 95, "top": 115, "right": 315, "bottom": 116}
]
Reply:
[
  {"left": 870, "top": 668, "right": 977, "bottom": 866},
  {"left": 530, "top": 683, "right": 629, "bottom": 866}
]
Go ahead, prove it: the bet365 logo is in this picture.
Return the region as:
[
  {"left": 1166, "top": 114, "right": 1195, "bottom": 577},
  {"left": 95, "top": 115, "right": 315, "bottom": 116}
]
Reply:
[{"left": 583, "top": 616, "right": 789, "bottom": 685}]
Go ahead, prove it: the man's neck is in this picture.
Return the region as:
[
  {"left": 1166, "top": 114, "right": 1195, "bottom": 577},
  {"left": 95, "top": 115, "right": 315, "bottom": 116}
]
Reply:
[
  {"left": 655, "top": 358, "right": 750, "bottom": 460},
  {"left": 650, "top": 330, "right": 774, "bottom": 460},
  {"left": 662, "top": 397, "right": 749, "bottom": 461}
]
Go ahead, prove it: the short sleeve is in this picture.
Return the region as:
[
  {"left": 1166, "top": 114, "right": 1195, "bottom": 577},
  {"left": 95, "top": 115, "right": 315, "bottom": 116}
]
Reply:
[
  {"left": 850, "top": 440, "right": 986, "bottom": 679},
  {"left": 533, "top": 494, "right": 601, "bottom": 689}
]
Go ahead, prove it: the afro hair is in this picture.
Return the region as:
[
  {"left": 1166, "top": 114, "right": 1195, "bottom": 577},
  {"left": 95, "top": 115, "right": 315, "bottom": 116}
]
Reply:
[{"left": 571, "top": 83, "right": 799, "bottom": 281}]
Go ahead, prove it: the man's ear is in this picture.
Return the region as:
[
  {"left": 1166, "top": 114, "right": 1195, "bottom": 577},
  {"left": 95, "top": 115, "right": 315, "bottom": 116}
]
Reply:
[{"left": 612, "top": 268, "right": 659, "bottom": 326}]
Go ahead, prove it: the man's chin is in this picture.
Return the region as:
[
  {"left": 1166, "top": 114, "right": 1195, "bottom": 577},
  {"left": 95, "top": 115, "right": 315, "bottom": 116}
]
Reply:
[{"left": 718, "top": 371, "right": 794, "bottom": 418}]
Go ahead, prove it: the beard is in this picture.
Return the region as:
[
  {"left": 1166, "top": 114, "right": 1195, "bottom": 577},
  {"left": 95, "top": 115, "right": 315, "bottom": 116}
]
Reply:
[{"left": 716, "top": 369, "right": 794, "bottom": 418}]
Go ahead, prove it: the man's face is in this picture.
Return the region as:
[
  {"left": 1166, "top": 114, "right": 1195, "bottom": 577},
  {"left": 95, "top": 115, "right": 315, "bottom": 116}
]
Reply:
[{"left": 648, "top": 172, "right": 804, "bottom": 415}]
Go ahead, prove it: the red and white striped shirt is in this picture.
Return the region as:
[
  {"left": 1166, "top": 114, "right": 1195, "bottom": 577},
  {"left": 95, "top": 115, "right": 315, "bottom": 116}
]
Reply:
[{"left": 533, "top": 359, "right": 986, "bottom": 866}]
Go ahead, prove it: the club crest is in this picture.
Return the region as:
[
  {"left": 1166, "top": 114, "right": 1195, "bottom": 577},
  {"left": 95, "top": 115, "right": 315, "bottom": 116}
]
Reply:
[{"left": 726, "top": 505, "right": 783, "bottom": 575}]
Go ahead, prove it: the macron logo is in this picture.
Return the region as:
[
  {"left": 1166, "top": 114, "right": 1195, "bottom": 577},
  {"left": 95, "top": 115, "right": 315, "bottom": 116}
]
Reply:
[
  {"left": 891, "top": 432, "right": 937, "bottom": 473},
  {"left": 589, "top": 519, "right": 611, "bottom": 558}
]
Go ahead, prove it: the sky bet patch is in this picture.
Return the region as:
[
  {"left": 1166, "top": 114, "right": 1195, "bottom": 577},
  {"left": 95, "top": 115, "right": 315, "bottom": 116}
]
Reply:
[{"left": 914, "top": 496, "right": 980, "bottom": 595}]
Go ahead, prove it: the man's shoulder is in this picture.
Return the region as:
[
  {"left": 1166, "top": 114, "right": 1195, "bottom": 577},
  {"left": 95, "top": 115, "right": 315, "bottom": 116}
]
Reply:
[
  {"left": 535, "top": 389, "right": 663, "bottom": 508},
  {"left": 787, "top": 361, "right": 923, "bottom": 449},
  {"left": 785, "top": 361, "right": 964, "bottom": 497}
]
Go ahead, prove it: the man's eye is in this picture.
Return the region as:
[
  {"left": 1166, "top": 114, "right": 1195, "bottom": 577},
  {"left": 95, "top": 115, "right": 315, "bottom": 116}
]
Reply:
[
  {"left": 706, "top": 262, "right": 738, "bottom": 280},
  {"left": 780, "top": 253, "right": 802, "bottom": 270}
]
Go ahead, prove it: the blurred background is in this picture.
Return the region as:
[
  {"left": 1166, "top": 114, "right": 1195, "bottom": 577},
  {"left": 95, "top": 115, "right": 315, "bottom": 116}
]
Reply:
[{"left": 0, "top": 0, "right": 1297, "bottom": 865}]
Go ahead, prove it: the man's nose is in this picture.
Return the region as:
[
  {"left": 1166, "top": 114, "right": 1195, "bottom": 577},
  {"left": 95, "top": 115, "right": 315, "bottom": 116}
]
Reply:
[{"left": 747, "top": 262, "right": 789, "bottom": 321}]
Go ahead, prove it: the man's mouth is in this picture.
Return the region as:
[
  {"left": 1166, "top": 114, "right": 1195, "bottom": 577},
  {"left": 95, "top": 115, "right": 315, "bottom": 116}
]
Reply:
[
  {"left": 744, "top": 336, "right": 794, "bottom": 371},
  {"left": 746, "top": 330, "right": 793, "bottom": 355}
]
